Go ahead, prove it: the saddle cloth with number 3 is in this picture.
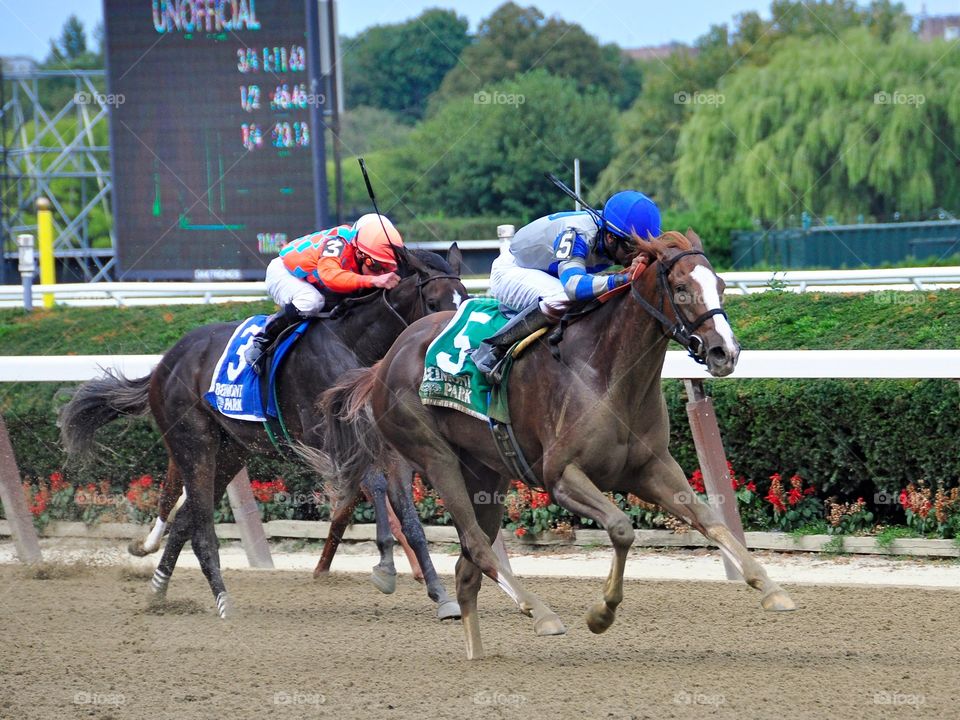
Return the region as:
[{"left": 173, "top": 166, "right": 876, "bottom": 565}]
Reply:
[{"left": 205, "top": 315, "right": 308, "bottom": 422}]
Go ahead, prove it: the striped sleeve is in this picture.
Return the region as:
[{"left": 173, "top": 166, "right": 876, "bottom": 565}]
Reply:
[{"left": 553, "top": 228, "right": 624, "bottom": 301}]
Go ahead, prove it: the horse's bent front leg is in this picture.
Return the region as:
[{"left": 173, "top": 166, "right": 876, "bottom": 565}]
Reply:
[
  {"left": 129, "top": 460, "right": 185, "bottom": 556},
  {"left": 385, "top": 468, "right": 460, "bottom": 620},
  {"left": 551, "top": 463, "right": 634, "bottom": 633},
  {"left": 638, "top": 457, "right": 796, "bottom": 612}
]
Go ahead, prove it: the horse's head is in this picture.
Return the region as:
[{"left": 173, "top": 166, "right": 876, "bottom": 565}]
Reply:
[
  {"left": 632, "top": 229, "right": 740, "bottom": 377},
  {"left": 389, "top": 243, "right": 467, "bottom": 322}
]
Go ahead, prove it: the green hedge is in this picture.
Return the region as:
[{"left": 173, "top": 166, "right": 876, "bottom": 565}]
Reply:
[{"left": 0, "top": 290, "right": 958, "bottom": 521}]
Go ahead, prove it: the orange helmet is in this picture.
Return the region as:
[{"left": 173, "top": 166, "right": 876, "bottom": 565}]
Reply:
[{"left": 354, "top": 214, "right": 403, "bottom": 268}]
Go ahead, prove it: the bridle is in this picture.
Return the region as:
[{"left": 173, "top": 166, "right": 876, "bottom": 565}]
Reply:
[
  {"left": 379, "top": 270, "right": 462, "bottom": 328},
  {"left": 629, "top": 250, "right": 728, "bottom": 365}
]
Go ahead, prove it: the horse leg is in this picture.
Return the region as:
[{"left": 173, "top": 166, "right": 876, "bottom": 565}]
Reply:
[
  {"left": 384, "top": 499, "right": 423, "bottom": 582},
  {"left": 147, "top": 501, "right": 192, "bottom": 605},
  {"left": 385, "top": 467, "right": 461, "bottom": 620},
  {"left": 637, "top": 457, "right": 796, "bottom": 612},
  {"left": 129, "top": 458, "right": 185, "bottom": 556},
  {"left": 364, "top": 470, "right": 398, "bottom": 594},
  {"left": 424, "top": 453, "right": 564, "bottom": 656},
  {"left": 550, "top": 463, "right": 634, "bottom": 634},
  {"left": 313, "top": 484, "right": 361, "bottom": 578}
]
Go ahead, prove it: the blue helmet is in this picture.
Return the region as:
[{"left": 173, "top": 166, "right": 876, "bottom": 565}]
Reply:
[{"left": 602, "top": 191, "right": 661, "bottom": 240}]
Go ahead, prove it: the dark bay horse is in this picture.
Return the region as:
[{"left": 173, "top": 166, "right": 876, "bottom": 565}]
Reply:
[
  {"left": 320, "top": 230, "right": 796, "bottom": 659},
  {"left": 60, "top": 247, "right": 466, "bottom": 619}
]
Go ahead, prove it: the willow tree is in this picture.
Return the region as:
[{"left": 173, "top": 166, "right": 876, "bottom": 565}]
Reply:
[{"left": 675, "top": 29, "right": 960, "bottom": 223}]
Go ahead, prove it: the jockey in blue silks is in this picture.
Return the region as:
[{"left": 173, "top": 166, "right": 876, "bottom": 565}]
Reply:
[{"left": 472, "top": 190, "right": 661, "bottom": 381}]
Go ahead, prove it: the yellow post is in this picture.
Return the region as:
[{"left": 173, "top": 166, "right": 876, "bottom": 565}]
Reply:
[{"left": 36, "top": 197, "right": 55, "bottom": 308}]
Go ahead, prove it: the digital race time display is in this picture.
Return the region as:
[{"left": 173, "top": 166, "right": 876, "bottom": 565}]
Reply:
[{"left": 105, "top": 0, "right": 324, "bottom": 279}]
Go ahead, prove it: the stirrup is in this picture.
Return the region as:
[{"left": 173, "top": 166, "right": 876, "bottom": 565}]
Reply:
[{"left": 246, "top": 341, "right": 271, "bottom": 375}]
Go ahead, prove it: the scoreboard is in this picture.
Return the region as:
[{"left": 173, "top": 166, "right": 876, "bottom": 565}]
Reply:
[{"left": 104, "top": 0, "right": 327, "bottom": 280}]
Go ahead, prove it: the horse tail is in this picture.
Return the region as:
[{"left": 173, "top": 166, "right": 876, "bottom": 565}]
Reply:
[
  {"left": 314, "top": 363, "right": 385, "bottom": 497},
  {"left": 59, "top": 369, "right": 152, "bottom": 459}
]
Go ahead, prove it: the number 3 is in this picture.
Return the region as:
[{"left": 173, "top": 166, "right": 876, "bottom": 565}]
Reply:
[{"left": 321, "top": 238, "right": 344, "bottom": 257}]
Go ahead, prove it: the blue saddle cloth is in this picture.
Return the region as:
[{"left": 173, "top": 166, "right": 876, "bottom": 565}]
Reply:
[{"left": 204, "top": 315, "right": 309, "bottom": 422}]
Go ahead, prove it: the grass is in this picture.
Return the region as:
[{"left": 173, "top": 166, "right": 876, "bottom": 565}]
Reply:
[
  {"left": 875, "top": 526, "right": 919, "bottom": 552},
  {"left": 789, "top": 521, "right": 828, "bottom": 540},
  {"left": 820, "top": 535, "right": 847, "bottom": 555}
]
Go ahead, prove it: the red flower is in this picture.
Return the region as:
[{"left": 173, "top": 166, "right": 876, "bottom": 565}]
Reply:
[
  {"left": 514, "top": 527, "right": 527, "bottom": 538},
  {"left": 898, "top": 490, "right": 908, "bottom": 508},
  {"left": 531, "top": 492, "right": 550, "bottom": 509},
  {"left": 49, "top": 472, "right": 69, "bottom": 493},
  {"left": 411, "top": 476, "right": 427, "bottom": 505},
  {"left": 746, "top": 481, "right": 757, "bottom": 492},
  {"left": 787, "top": 488, "right": 803, "bottom": 506},
  {"left": 803, "top": 486, "right": 816, "bottom": 496},
  {"left": 688, "top": 469, "right": 706, "bottom": 494}
]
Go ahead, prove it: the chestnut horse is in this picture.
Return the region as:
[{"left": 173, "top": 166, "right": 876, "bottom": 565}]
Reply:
[
  {"left": 60, "top": 247, "right": 466, "bottom": 620},
  {"left": 319, "top": 230, "right": 796, "bottom": 659}
]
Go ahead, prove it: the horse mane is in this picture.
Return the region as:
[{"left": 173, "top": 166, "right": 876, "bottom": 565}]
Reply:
[
  {"left": 656, "top": 230, "right": 693, "bottom": 250},
  {"left": 406, "top": 247, "right": 455, "bottom": 275},
  {"left": 618, "top": 229, "right": 692, "bottom": 264}
]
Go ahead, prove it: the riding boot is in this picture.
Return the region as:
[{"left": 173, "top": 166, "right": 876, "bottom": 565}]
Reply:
[
  {"left": 245, "top": 303, "right": 303, "bottom": 374},
  {"left": 471, "top": 303, "right": 555, "bottom": 384}
]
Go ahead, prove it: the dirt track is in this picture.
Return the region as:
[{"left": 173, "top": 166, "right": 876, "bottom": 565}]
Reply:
[{"left": 1, "top": 563, "right": 958, "bottom": 719}]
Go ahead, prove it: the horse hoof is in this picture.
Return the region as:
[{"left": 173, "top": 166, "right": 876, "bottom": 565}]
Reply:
[
  {"left": 761, "top": 589, "right": 796, "bottom": 612},
  {"left": 128, "top": 539, "right": 154, "bottom": 557},
  {"left": 370, "top": 567, "right": 397, "bottom": 594},
  {"left": 534, "top": 613, "right": 566, "bottom": 637},
  {"left": 312, "top": 566, "right": 329, "bottom": 580},
  {"left": 585, "top": 602, "right": 616, "bottom": 634},
  {"left": 216, "top": 592, "right": 233, "bottom": 619},
  {"left": 436, "top": 600, "right": 462, "bottom": 621}
]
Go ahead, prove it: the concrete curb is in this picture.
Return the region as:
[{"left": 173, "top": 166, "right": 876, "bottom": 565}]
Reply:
[{"left": 2, "top": 519, "right": 957, "bottom": 558}]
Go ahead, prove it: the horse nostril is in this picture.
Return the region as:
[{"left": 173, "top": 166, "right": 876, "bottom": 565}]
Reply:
[{"left": 708, "top": 346, "right": 729, "bottom": 363}]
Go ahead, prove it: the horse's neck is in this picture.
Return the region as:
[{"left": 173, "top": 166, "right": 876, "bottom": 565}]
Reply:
[
  {"left": 571, "top": 282, "right": 671, "bottom": 406},
  {"left": 320, "top": 300, "right": 407, "bottom": 365}
]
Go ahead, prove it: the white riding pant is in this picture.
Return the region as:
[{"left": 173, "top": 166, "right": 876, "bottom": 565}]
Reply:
[
  {"left": 489, "top": 247, "right": 570, "bottom": 314},
  {"left": 264, "top": 257, "right": 326, "bottom": 314}
]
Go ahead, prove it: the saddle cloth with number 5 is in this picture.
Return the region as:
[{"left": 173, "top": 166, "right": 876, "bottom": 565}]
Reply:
[{"left": 419, "top": 298, "right": 512, "bottom": 421}]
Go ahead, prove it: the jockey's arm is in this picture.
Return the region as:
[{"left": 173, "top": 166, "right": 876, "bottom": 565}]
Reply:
[
  {"left": 315, "top": 256, "right": 376, "bottom": 293},
  {"left": 554, "top": 229, "right": 629, "bottom": 302}
]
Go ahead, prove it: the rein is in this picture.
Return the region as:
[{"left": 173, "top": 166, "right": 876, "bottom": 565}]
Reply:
[{"left": 628, "top": 250, "right": 727, "bottom": 365}]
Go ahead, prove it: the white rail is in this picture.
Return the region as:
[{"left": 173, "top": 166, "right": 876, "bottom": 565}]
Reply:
[
  {"left": 1, "top": 350, "right": 957, "bottom": 383},
  {"left": 0, "top": 266, "right": 959, "bottom": 308}
]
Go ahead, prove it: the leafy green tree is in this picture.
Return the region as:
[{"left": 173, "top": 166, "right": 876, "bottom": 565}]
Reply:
[
  {"left": 675, "top": 29, "right": 960, "bottom": 223},
  {"left": 38, "top": 15, "right": 104, "bottom": 112},
  {"left": 343, "top": 9, "right": 470, "bottom": 121},
  {"left": 595, "top": 0, "right": 911, "bottom": 212},
  {"left": 387, "top": 70, "right": 614, "bottom": 221},
  {"left": 326, "top": 106, "right": 412, "bottom": 157},
  {"left": 436, "top": 2, "right": 642, "bottom": 109}
]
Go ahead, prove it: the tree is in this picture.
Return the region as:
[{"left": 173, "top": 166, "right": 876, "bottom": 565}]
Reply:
[
  {"left": 387, "top": 71, "right": 615, "bottom": 221},
  {"left": 594, "top": 0, "right": 912, "bottom": 211},
  {"left": 675, "top": 29, "right": 960, "bottom": 224},
  {"left": 51, "top": 15, "right": 87, "bottom": 61},
  {"left": 343, "top": 9, "right": 470, "bottom": 121},
  {"left": 39, "top": 16, "right": 104, "bottom": 113},
  {"left": 435, "top": 2, "right": 642, "bottom": 109}
]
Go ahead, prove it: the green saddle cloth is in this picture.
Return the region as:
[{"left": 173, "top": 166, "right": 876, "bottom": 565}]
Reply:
[{"left": 419, "top": 298, "right": 515, "bottom": 422}]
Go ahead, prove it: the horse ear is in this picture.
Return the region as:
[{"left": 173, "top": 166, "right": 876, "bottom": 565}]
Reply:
[
  {"left": 447, "top": 243, "right": 463, "bottom": 277},
  {"left": 685, "top": 227, "right": 704, "bottom": 251}
]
